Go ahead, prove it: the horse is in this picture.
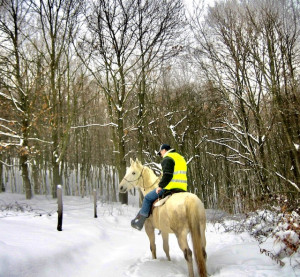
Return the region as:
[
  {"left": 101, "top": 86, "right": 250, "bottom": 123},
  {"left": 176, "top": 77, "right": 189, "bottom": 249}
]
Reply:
[{"left": 119, "top": 158, "right": 207, "bottom": 277}]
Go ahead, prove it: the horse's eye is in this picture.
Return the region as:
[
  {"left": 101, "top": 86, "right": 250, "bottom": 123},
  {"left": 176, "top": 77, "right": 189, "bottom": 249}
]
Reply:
[{"left": 132, "top": 172, "right": 136, "bottom": 175}]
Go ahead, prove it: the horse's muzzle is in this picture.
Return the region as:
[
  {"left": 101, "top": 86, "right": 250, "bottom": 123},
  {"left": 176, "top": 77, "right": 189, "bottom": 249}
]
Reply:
[{"left": 119, "top": 185, "right": 126, "bottom": 193}]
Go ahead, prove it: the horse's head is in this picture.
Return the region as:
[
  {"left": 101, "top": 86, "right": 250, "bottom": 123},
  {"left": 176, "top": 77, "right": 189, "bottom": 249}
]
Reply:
[{"left": 119, "top": 158, "right": 144, "bottom": 193}]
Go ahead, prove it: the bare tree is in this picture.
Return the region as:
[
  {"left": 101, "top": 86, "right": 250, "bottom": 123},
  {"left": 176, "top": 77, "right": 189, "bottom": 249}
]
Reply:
[
  {"left": 189, "top": 0, "right": 300, "bottom": 210},
  {"left": 79, "top": 0, "right": 186, "bottom": 204},
  {"left": 253, "top": 0, "right": 300, "bottom": 188},
  {"left": 30, "top": 0, "right": 82, "bottom": 197},
  {"left": 134, "top": 0, "right": 185, "bottom": 162},
  {"left": 0, "top": 0, "right": 34, "bottom": 198},
  {"left": 81, "top": 0, "right": 142, "bottom": 204}
]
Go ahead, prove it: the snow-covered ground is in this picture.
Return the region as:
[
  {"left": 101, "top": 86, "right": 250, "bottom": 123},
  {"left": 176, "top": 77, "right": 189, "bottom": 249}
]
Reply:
[{"left": 0, "top": 193, "right": 299, "bottom": 277}]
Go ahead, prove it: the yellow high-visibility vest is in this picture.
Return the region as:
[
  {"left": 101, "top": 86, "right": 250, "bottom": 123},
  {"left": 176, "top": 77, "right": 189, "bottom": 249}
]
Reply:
[{"left": 164, "top": 152, "right": 187, "bottom": 191}]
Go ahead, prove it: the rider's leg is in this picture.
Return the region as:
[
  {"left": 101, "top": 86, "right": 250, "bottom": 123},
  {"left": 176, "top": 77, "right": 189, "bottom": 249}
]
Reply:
[
  {"left": 131, "top": 188, "right": 164, "bottom": 230},
  {"left": 139, "top": 188, "right": 164, "bottom": 217}
]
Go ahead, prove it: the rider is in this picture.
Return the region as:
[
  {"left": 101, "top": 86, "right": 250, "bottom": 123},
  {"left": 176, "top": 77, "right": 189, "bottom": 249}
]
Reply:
[{"left": 131, "top": 144, "right": 188, "bottom": 231}]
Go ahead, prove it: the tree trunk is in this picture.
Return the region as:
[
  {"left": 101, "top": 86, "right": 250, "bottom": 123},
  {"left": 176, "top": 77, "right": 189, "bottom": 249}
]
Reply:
[
  {"left": 20, "top": 154, "right": 32, "bottom": 199},
  {"left": 0, "top": 155, "right": 4, "bottom": 192},
  {"left": 118, "top": 118, "right": 128, "bottom": 204}
]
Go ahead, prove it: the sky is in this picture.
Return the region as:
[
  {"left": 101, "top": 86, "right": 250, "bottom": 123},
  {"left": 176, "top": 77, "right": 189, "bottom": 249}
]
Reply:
[
  {"left": 0, "top": 192, "right": 299, "bottom": 277},
  {"left": 184, "top": 0, "right": 217, "bottom": 11}
]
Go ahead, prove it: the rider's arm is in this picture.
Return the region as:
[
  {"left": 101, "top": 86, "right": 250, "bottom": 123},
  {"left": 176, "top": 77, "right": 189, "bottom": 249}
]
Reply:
[{"left": 158, "top": 157, "right": 175, "bottom": 189}]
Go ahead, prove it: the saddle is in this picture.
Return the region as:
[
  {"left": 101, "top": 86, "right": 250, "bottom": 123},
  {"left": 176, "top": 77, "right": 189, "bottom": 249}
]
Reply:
[
  {"left": 154, "top": 195, "right": 171, "bottom": 207},
  {"left": 151, "top": 189, "right": 186, "bottom": 213}
]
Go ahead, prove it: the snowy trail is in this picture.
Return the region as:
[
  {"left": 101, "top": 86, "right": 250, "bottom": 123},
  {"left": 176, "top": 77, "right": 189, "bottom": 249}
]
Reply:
[{"left": 0, "top": 193, "right": 299, "bottom": 277}]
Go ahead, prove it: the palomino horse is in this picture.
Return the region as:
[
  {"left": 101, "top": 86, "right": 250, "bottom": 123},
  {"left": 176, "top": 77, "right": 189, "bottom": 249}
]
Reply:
[{"left": 119, "top": 158, "right": 207, "bottom": 277}]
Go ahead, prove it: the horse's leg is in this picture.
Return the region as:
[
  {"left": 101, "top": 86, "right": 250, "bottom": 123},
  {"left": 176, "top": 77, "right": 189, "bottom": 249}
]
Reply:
[
  {"left": 145, "top": 220, "right": 156, "bottom": 259},
  {"left": 176, "top": 231, "right": 194, "bottom": 277},
  {"left": 200, "top": 225, "right": 207, "bottom": 260},
  {"left": 161, "top": 232, "right": 170, "bottom": 261}
]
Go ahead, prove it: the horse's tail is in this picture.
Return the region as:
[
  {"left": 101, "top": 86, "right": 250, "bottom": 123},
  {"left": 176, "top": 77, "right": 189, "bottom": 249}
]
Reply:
[{"left": 186, "top": 195, "right": 207, "bottom": 277}]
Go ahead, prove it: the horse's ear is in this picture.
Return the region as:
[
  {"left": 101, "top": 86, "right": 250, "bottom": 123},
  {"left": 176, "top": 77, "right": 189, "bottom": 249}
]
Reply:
[
  {"left": 130, "top": 158, "right": 134, "bottom": 165},
  {"left": 136, "top": 158, "right": 141, "bottom": 165}
]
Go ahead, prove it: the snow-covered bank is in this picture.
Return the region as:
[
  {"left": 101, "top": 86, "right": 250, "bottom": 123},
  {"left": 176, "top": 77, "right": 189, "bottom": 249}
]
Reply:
[{"left": 0, "top": 193, "right": 299, "bottom": 277}]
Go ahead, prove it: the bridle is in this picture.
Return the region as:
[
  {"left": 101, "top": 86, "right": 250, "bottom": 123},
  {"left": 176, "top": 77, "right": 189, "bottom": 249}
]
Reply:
[
  {"left": 123, "top": 166, "right": 161, "bottom": 191},
  {"left": 123, "top": 167, "right": 145, "bottom": 184}
]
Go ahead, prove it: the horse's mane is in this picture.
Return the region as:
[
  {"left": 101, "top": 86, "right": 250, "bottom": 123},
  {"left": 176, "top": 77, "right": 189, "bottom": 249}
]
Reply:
[{"left": 140, "top": 165, "right": 162, "bottom": 191}]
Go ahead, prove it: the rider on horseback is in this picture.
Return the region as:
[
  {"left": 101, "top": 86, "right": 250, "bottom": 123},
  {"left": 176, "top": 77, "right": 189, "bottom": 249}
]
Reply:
[{"left": 131, "top": 144, "right": 188, "bottom": 231}]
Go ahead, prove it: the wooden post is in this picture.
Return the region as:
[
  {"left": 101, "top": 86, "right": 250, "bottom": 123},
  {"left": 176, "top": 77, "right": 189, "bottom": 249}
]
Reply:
[
  {"left": 93, "top": 189, "right": 97, "bottom": 218},
  {"left": 57, "top": 185, "right": 63, "bottom": 231}
]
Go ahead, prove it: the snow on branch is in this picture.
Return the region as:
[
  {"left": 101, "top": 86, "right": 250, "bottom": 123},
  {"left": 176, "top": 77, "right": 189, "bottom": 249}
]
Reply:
[
  {"left": 0, "top": 131, "right": 21, "bottom": 139},
  {"left": 0, "top": 124, "right": 18, "bottom": 135},
  {"left": 0, "top": 142, "right": 21, "bottom": 148},
  {"left": 164, "top": 111, "right": 175, "bottom": 117},
  {"left": 169, "top": 124, "right": 176, "bottom": 138},
  {"left": 0, "top": 92, "right": 14, "bottom": 101},
  {"left": 167, "top": 116, "right": 188, "bottom": 139},
  {"left": 28, "top": 137, "right": 53, "bottom": 144},
  {"left": 205, "top": 138, "right": 253, "bottom": 164},
  {"left": 71, "top": 123, "right": 118, "bottom": 129},
  {"left": 186, "top": 155, "right": 200, "bottom": 165},
  {"left": 0, "top": 118, "right": 18, "bottom": 124},
  {"left": 0, "top": 160, "right": 16, "bottom": 167},
  {"left": 275, "top": 172, "right": 300, "bottom": 192},
  {"left": 0, "top": 91, "right": 23, "bottom": 114},
  {"left": 210, "top": 127, "right": 249, "bottom": 151},
  {"left": 211, "top": 122, "right": 260, "bottom": 145},
  {"left": 173, "top": 116, "right": 187, "bottom": 128},
  {"left": 206, "top": 152, "right": 246, "bottom": 166}
]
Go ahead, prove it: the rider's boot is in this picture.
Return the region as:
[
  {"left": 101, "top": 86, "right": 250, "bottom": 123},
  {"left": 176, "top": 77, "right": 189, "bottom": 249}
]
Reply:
[{"left": 131, "top": 213, "right": 147, "bottom": 231}]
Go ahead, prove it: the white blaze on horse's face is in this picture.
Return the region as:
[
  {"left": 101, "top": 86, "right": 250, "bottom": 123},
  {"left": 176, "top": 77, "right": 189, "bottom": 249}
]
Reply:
[{"left": 119, "top": 158, "right": 143, "bottom": 193}]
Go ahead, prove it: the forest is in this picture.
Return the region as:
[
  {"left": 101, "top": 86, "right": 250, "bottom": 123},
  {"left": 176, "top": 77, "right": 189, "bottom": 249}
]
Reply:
[{"left": 0, "top": 0, "right": 299, "bottom": 214}]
